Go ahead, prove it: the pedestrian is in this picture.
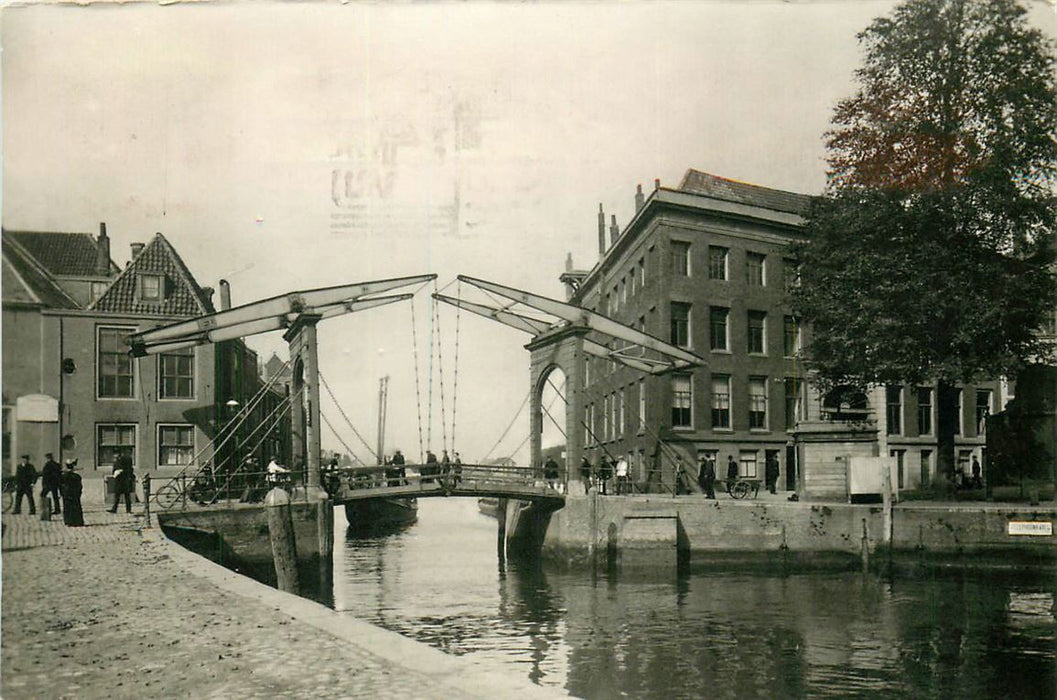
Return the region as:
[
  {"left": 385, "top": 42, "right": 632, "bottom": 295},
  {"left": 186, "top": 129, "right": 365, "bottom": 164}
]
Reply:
[
  {"left": 971, "top": 455, "right": 982, "bottom": 489},
  {"left": 13, "top": 454, "right": 38, "bottom": 514},
  {"left": 424, "top": 450, "right": 438, "bottom": 484},
  {"left": 698, "top": 456, "right": 716, "bottom": 499},
  {"left": 765, "top": 454, "right": 780, "bottom": 495},
  {"left": 266, "top": 456, "right": 291, "bottom": 490},
  {"left": 598, "top": 457, "right": 612, "bottom": 496},
  {"left": 108, "top": 449, "right": 135, "bottom": 513},
  {"left": 544, "top": 455, "right": 560, "bottom": 491},
  {"left": 452, "top": 451, "right": 463, "bottom": 487},
  {"left": 615, "top": 455, "right": 629, "bottom": 495},
  {"left": 61, "top": 459, "right": 84, "bottom": 527},
  {"left": 41, "top": 452, "right": 63, "bottom": 515},
  {"left": 391, "top": 449, "right": 407, "bottom": 486},
  {"left": 580, "top": 456, "right": 593, "bottom": 494},
  {"left": 726, "top": 455, "right": 739, "bottom": 496}
]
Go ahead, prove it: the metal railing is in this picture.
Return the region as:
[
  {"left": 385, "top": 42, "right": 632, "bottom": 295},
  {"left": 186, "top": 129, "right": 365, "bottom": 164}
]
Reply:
[{"left": 153, "top": 469, "right": 312, "bottom": 511}]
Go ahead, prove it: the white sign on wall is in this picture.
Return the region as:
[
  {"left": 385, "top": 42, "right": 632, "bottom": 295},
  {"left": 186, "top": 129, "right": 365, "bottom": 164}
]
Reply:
[
  {"left": 1007, "top": 521, "right": 1053, "bottom": 537},
  {"left": 16, "top": 394, "right": 58, "bottom": 422}
]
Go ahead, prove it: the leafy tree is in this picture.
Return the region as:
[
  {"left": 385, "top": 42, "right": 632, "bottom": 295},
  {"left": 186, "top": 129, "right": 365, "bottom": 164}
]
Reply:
[{"left": 793, "top": 0, "right": 1057, "bottom": 480}]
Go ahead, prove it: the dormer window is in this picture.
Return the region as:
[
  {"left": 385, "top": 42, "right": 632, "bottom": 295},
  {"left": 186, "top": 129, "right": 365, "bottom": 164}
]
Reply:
[{"left": 138, "top": 274, "right": 164, "bottom": 302}]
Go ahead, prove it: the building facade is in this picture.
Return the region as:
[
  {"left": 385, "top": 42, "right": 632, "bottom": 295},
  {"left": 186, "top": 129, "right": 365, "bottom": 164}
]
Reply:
[
  {"left": 566, "top": 170, "right": 1001, "bottom": 499},
  {"left": 2, "top": 227, "right": 288, "bottom": 478}
]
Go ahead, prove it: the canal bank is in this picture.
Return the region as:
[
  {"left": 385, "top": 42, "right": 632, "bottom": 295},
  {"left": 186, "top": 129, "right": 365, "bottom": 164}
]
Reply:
[
  {"left": 528, "top": 493, "right": 1057, "bottom": 571},
  {"left": 1, "top": 503, "right": 565, "bottom": 699}
]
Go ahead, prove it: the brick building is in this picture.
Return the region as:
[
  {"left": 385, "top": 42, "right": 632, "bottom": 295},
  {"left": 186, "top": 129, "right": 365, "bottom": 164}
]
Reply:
[
  {"left": 565, "top": 170, "right": 1001, "bottom": 498},
  {"left": 2, "top": 227, "right": 287, "bottom": 477}
]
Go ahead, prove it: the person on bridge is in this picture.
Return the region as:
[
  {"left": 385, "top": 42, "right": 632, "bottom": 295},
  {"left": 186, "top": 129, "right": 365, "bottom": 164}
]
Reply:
[
  {"left": 390, "top": 449, "right": 406, "bottom": 486},
  {"left": 615, "top": 455, "right": 629, "bottom": 495},
  {"left": 41, "top": 452, "right": 63, "bottom": 516},
  {"left": 698, "top": 456, "right": 716, "bottom": 499},
  {"left": 452, "top": 452, "right": 463, "bottom": 487},
  {"left": 597, "top": 457, "right": 612, "bottom": 496},
  {"left": 544, "top": 456, "right": 561, "bottom": 492},
  {"left": 424, "top": 450, "right": 438, "bottom": 484},
  {"left": 580, "top": 456, "right": 593, "bottom": 494},
  {"left": 61, "top": 459, "right": 84, "bottom": 527},
  {"left": 266, "top": 457, "right": 291, "bottom": 490}
]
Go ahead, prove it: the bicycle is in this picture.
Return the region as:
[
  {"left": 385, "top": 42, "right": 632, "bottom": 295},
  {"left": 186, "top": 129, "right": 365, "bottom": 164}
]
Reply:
[{"left": 2, "top": 475, "right": 15, "bottom": 512}]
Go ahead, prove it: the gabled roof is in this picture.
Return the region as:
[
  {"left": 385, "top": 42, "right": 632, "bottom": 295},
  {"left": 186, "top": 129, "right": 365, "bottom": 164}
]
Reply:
[
  {"left": 678, "top": 169, "right": 815, "bottom": 216},
  {"left": 2, "top": 236, "right": 81, "bottom": 309},
  {"left": 4, "top": 230, "right": 117, "bottom": 277},
  {"left": 89, "top": 233, "right": 216, "bottom": 317}
]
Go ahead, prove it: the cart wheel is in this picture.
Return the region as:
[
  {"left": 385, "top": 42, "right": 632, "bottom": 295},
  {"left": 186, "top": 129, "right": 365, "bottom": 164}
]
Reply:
[
  {"left": 153, "top": 482, "right": 183, "bottom": 510},
  {"left": 732, "top": 480, "right": 751, "bottom": 500}
]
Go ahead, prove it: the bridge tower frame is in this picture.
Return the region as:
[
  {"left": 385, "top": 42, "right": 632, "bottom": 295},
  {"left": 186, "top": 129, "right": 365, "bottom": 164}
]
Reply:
[{"left": 527, "top": 325, "right": 589, "bottom": 494}]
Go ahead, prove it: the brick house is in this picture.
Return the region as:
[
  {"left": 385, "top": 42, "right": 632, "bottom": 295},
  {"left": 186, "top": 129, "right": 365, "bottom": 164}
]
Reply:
[
  {"left": 2, "top": 227, "right": 288, "bottom": 478},
  {"left": 565, "top": 170, "right": 1001, "bottom": 499}
]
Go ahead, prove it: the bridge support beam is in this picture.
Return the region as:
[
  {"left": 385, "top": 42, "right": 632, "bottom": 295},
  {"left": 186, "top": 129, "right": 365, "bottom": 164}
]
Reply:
[
  {"left": 285, "top": 314, "right": 324, "bottom": 492},
  {"left": 526, "top": 326, "right": 588, "bottom": 493}
]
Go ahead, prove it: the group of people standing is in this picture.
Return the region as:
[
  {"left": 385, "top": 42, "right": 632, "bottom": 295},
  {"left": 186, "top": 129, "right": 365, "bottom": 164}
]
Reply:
[
  {"left": 578, "top": 454, "right": 631, "bottom": 495},
  {"left": 12, "top": 452, "right": 84, "bottom": 526}
]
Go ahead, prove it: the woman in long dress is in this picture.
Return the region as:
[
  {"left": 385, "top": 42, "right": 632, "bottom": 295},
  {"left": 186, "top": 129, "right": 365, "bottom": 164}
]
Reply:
[{"left": 61, "top": 459, "right": 84, "bottom": 527}]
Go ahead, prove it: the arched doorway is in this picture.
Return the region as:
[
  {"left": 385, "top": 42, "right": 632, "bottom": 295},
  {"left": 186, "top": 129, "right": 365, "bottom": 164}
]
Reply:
[{"left": 536, "top": 365, "right": 568, "bottom": 488}]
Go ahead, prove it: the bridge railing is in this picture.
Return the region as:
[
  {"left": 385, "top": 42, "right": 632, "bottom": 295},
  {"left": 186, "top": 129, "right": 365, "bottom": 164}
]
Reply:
[
  {"left": 331, "top": 462, "right": 563, "bottom": 499},
  {"left": 153, "top": 469, "right": 314, "bottom": 511}
]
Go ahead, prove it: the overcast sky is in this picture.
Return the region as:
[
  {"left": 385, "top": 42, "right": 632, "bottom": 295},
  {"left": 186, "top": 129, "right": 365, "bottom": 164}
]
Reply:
[{"left": 4, "top": 1, "right": 1054, "bottom": 464}]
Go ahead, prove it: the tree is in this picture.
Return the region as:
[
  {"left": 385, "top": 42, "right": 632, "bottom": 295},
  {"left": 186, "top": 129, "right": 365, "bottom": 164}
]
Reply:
[{"left": 793, "top": 0, "right": 1057, "bottom": 480}]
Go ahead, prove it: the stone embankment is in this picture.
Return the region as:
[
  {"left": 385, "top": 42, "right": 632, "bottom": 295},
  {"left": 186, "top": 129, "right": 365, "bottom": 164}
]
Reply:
[{"left": 2, "top": 490, "right": 565, "bottom": 700}]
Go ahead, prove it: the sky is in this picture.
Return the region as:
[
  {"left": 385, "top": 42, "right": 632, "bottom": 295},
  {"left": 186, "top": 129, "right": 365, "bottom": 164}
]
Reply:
[{"left": 4, "top": 0, "right": 1055, "bottom": 464}]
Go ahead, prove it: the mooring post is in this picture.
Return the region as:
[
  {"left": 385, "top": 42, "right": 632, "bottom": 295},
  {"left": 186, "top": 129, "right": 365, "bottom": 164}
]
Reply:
[
  {"left": 316, "top": 496, "right": 334, "bottom": 559},
  {"left": 266, "top": 487, "right": 300, "bottom": 594},
  {"left": 860, "top": 518, "right": 870, "bottom": 573},
  {"left": 143, "top": 474, "right": 151, "bottom": 527},
  {"left": 882, "top": 460, "right": 893, "bottom": 549},
  {"left": 496, "top": 497, "right": 508, "bottom": 561}
]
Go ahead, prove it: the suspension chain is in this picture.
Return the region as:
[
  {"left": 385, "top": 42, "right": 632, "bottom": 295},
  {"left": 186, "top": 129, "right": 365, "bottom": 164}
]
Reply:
[
  {"left": 433, "top": 281, "right": 449, "bottom": 453},
  {"left": 409, "top": 297, "right": 426, "bottom": 463},
  {"left": 318, "top": 370, "right": 378, "bottom": 463}
]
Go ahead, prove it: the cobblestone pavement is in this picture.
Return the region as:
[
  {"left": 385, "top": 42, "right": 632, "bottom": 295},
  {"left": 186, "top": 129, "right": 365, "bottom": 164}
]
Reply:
[{"left": 2, "top": 500, "right": 564, "bottom": 699}]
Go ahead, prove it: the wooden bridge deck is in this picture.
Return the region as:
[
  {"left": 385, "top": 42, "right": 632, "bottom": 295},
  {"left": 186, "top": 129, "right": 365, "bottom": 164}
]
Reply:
[{"left": 331, "top": 463, "right": 565, "bottom": 507}]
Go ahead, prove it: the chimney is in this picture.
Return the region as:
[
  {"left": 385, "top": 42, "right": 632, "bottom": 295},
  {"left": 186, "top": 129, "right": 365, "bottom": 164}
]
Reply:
[
  {"left": 564, "top": 252, "right": 573, "bottom": 272},
  {"left": 201, "top": 286, "right": 215, "bottom": 306},
  {"left": 635, "top": 184, "right": 645, "bottom": 212},
  {"left": 654, "top": 178, "right": 660, "bottom": 191},
  {"left": 597, "top": 203, "right": 606, "bottom": 258},
  {"left": 219, "top": 279, "right": 232, "bottom": 310},
  {"left": 609, "top": 214, "right": 619, "bottom": 246},
  {"left": 130, "top": 242, "right": 145, "bottom": 259},
  {"left": 95, "top": 223, "right": 111, "bottom": 275}
]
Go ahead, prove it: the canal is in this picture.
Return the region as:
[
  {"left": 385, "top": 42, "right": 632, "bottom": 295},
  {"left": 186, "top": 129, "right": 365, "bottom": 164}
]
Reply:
[{"left": 330, "top": 498, "right": 1057, "bottom": 699}]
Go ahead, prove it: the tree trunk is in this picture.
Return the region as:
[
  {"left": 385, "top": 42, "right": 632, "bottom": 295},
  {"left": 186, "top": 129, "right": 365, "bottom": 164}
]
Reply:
[{"left": 936, "top": 380, "right": 960, "bottom": 486}]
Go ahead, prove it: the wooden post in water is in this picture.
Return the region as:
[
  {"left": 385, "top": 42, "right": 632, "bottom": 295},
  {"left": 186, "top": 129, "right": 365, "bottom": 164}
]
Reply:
[
  {"left": 860, "top": 518, "right": 870, "bottom": 573},
  {"left": 317, "top": 498, "right": 334, "bottom": 559},
  {"left": 496, "top": 497, "right": 508, "bottom": 563},
  {"left": 266, "top": 487, "right": 300, "bottom": 594},
  {"left": 882, "top": 459, "right": 893, "bottom": 550}
]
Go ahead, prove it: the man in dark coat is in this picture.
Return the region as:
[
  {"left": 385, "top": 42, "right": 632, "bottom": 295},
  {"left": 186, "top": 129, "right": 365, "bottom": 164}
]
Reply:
[
  {"left": 61, "top": 459, "right": 84, "bottom": 526},
  {"left": 41, "top": 452, "right": 63, "bottom": 515},
  {"left": 698, "top": 456, "right": 716, "bottom": 499},
  {"left": 726, "top": 456, "right": 739, "bottom": 496},
  {"left": 13, "top": 454, "right": 38, "bottom": 514},
  {"left": 765, "top": 454, "right": 780, "bottom": 495},
  {"left": 597, "top": 457, "right": 612, "bottom": 495},
  {"left": 580, "top": 456, "right": 593, "bottom": 493},
  {"left": 108, "top": 449, "right": 135, "bottom": 514}
]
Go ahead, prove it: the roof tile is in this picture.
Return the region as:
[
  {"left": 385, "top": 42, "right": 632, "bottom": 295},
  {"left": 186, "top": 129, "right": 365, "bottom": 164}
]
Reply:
[
  {"left": 5, "top": 231, "right": 116, "bottom": 277},
  {"left": 678, "top": 170, "right": 814, "bottom": 216}
]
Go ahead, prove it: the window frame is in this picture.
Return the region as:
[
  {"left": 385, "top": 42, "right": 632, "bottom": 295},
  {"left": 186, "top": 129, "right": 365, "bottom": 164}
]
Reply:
[
  {"left": 711, "top": 374, "right": 731, "bottom": 430},
  {"left": 783, "top": 316, "right": 801, "bottom": 358},
  {"left": 671, "top": 375, "right": 693, "bottom": 429},
  {"left": 708, "top": 246, "right": 728, "bottom": 281},
  {"left": 96, "top": 423, "right": 137, "bottom": 469},
  {"left": 670, "top": 240, "right": 691, "bottom": 277},
  {"left": 975, "top": 389, "right": 992, "bottom": 434},
  {"left": 638, "top": 379, "right": 646, "bottom": 434},
  {"left": 886, "top": 386, "right": 902, "bottom": 436},
  {"left": 670, "top": 301, "right": 692, "bottom": 348},
  {"left": 747, "top": 310, "right": 767, "bottom": 355},
  {"left": 917, "top": 387, "right": 933, "bottom": 435},
  {"left": 784, "top": 377, "right": 802, "bottom": 431},
  {"left": 158, "top": 347, "right": 196, "bottom": 400},
  {"left": 739, "top": 450, "right": 759, "bottom": 478},
  {"left": 137, "top": 273, "right": 164, "bottom": 302},
  {"left": 96, "top": 325, "right": 137, "bottom": 400},
  {"left": 157, "top": 423, "right": 196, "bottom": 468},
  {"left": 709, "top": 306, "right": 729, "bottom": 352},
  {"left": 746, "top": 252, "right": 766, "bottom": 286},
  {"left": 748, "top": 376, "right": 769, "bottom": 431}
]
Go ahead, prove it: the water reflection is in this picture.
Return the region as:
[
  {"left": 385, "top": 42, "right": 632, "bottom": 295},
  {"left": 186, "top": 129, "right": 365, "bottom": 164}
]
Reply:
[{"left": 333, "top": 499, "right": 1056, "bottom": 699}]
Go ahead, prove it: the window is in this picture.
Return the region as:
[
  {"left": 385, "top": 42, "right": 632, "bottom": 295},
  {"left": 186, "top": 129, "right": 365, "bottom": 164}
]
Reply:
[
  {"left": 671, "top": 241, "right": 690, "bottom": 276},
  {"left": 708, "top": 246, "right": 728, "bottom": 280},
  {"left": 917, "top": 387, "right": 933, "bottom": 435},
  {"left": 584, "top": 359, "right": 590, "bottom": 388},
  {"left": 920, "top": 450, "right": 932, "bottom": 487},
  {"left": 748, "top": 311, "right": 766, "bottom": 354},
  {"left": 97, "top": 424, "right": 136, "bottom": 467},
  {"left": 746, "top": 252, "right": 766, "bottom": 286},
  {"left": 784, "top": 378, "right": 803, "bottom": 430},
  {"left": 739, "top": 451, "right": 758, "bottom": 478},
  {"left": 957, "top": 449, "right": 972, "bottom": 476},
  {"left": 639, "top": 257, "right": 646, "bottom": 288},
  {"left": 954, "top": 388, "right": 963, "bottom": 435},
  {"left": 709, "top": 307, "right": 729, "bottom": 351},
  {"left": 97, "top": 327, "right": 135, "bottom": 398},
  {"left": 628, "top": 269, "right": 635, "bottom": 297},
  {"left": 670, "top": 302, "right": 691, "bottom": 348},
  {"left": 159, "top": 349, "right": 195, "bottom": 399},
  {"left": 90, "top": 281, "right": 109, "bottom": 303},
  {"left": 620, "top": 278, "right": 628, "bottom": 306},
  {"left": 890, "top": 449, "right": 905, "bottom": 489},
  {"left": 671, "top": 375, "right": 692, "bottom": 428},
  {"left": 749, "top": 377, "right": 768, "bottom": 430},
  {"left": 138, "top": 274, "right": 163, "bottom": 301},
  {"left": 822, "top": 385, "right": 869, "bottom": 420},
  {"left": 976, "top": 390, "right": 992, "bottom": 434},
  {"left": 585, "top": 404, "right": 593, "bottom": 446},
  {"left": 158, "top": 425, "right": 195, "bottom": 467},
  {"left": 604, "top": 395, "right": 611, "bottom": 441},
  {"left": 711, "top": 375, "right": 731, "bottom": 429},
  {"left": 783, "top": 316, "right": 800, "bottom": 357},
  {"left": 886, "top": 386, "right": 902, "bottom": 435},
  {"left": 783, "top": 258, "right": 800, "bottom": 290},
  {"left": 617, "top": 389, "right": 625, "bottom": 437},
  {"left": 638, "top": 379, "right": 646, "bottom": 432}
]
